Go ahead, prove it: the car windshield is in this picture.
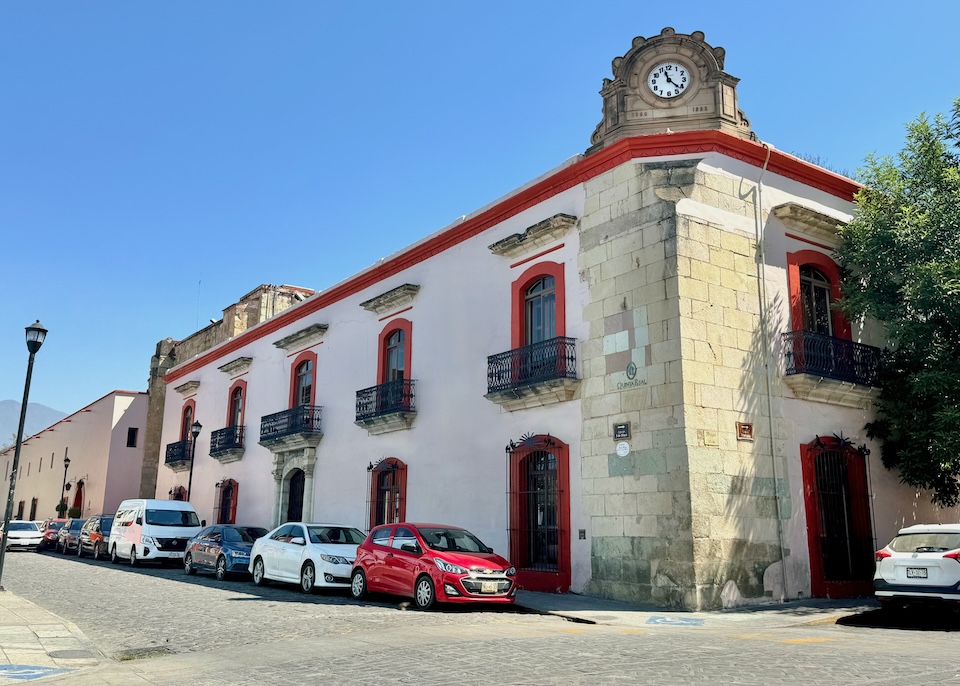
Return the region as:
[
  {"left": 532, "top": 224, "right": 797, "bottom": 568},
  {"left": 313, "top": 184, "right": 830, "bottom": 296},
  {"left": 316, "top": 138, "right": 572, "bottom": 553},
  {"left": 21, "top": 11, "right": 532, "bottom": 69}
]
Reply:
[
  {"left": 47, "top": 522, "right": 65, "bottom": 531},
  {"left": 101, "top": 517, "right": 114, "bottom": 534},
  {"left": 306, "top": 526, "right": 366, "bottom": 545},
  {"left": 69, "top": 520, "right": 85, "bottom": 531},
  {"left": 144, "top": 509, "right": 201, "bottom": 527},
  {"left": 418, "top": 527, "right": 492, "bottom": 553},
  {"left": 8, "top": 522, "right": 39, "bottom": 532},
  {"left": 223, "top": 527, "right": 268, "bottom": 543},
  {"left": 890, "top": 532, "right": 960, "bottom": 553}
]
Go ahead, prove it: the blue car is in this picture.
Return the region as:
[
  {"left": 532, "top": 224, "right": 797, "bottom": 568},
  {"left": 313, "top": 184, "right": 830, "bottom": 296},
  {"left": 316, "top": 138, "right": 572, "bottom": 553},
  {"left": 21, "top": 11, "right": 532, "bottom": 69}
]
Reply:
[{"left": 183, "top": 525, "right": 268, "bottom": 581}]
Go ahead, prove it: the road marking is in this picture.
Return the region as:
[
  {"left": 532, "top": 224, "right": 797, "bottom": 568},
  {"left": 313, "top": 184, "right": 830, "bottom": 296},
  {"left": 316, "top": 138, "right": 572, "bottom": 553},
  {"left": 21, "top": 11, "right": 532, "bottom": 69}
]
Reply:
[
  {"left": 0, "top": 665, "right": 73, "bottom": 681},
  {"left": 558, "top": 627, "right": 585, "bottom": 634},
  {"left": 779, "top": 637, "right": 836, "bottom": 644},
  {"left": 646, "top": 616, "right": 705, "bottom": 626}
]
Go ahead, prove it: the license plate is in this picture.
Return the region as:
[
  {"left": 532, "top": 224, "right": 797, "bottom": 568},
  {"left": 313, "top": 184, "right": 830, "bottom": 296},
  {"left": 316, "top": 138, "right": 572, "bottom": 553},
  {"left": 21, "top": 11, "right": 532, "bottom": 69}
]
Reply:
[
  {"left": 906, "top": 567, "right": 928, "bottom": 578},
  {"left": 481, "top": 581, "right": 498, "bottom": 594}
]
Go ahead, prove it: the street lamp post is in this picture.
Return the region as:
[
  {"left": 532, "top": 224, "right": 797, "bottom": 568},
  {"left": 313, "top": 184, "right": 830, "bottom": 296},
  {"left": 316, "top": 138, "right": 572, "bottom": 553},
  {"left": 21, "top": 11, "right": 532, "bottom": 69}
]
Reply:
[
  {"left": 59, "top": 451, "right": 71, "bottom": 518},
  {"left": 186, "top": 421, "right": 202, "bottom": 502},
  {"left": 0, "top": 321, "right": 47, "bottom": 591}
]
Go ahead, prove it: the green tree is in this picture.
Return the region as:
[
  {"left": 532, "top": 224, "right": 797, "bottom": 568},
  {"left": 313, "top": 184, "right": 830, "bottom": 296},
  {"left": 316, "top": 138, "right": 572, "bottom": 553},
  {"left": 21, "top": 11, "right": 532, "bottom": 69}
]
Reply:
[{"left": 835, "top": 98, "right": 960, "bottom": 506}]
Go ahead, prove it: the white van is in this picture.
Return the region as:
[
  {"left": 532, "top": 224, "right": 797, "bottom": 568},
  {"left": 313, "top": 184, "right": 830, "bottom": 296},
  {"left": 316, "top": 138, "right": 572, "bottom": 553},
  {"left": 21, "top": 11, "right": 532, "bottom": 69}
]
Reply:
[{"left": 109, "top": 499, "right": 202, "bottom": 566}]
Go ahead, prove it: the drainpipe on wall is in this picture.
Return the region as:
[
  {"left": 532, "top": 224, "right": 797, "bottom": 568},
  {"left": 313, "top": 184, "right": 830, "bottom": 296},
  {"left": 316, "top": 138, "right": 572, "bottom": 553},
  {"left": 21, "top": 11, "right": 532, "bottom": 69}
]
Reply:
[{"left": 754, "top": 142, "right": 789, "bottom": 603}]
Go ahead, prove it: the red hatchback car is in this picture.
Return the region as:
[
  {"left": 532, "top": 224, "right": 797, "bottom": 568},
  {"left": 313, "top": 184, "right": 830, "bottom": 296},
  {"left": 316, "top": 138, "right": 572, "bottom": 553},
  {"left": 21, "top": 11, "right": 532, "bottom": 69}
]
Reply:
[{"left": 350, "top": 523, "right": 516, "bottom": 610}]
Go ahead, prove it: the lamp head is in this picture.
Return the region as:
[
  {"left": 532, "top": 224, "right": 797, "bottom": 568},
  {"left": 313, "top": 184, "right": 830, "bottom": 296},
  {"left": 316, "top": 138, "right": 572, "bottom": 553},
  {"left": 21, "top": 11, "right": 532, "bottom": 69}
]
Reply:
[
  {"left": 25, "top": 321, "right": 47, "bottom": 354},
  {"left": 64, "top": 456, "right": 71, "bottom": 469},
  {"left": 191, "top": 421, "right": 202, "bottom": 439}
]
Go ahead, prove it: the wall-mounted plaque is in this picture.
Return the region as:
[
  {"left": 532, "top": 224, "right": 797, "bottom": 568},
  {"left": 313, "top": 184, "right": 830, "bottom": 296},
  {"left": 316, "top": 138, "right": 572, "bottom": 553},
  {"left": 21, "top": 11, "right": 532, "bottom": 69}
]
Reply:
[
  {"left": 736, "top": 422, "right": 754, "bottom": 441},
  {"left": 613, "top": 422, "right": 630, "bottom": 440}
]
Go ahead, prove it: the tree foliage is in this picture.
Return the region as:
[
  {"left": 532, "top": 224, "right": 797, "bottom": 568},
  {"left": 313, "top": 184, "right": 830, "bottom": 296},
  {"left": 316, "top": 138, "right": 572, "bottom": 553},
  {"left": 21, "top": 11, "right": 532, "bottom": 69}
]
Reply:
[{"left": 835, "top": 98, "right": 960, "bottom": 506}]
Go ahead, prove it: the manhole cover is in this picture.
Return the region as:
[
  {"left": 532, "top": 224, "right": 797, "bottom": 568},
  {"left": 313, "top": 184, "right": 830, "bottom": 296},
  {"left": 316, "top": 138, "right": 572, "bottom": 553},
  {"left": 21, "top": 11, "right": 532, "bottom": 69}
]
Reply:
[
  {"left": 47, "top": 650, "right": 95, "bottom": 659},
  {"left": 114, "top": 646, "right": 175, "bottom": 661}
]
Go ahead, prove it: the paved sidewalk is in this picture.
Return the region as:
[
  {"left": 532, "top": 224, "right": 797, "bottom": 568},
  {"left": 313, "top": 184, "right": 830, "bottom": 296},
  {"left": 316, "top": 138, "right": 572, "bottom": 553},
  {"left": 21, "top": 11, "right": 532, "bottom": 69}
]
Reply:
[{"left": 515, "top": 589, "right": 879, "bottom": 629}]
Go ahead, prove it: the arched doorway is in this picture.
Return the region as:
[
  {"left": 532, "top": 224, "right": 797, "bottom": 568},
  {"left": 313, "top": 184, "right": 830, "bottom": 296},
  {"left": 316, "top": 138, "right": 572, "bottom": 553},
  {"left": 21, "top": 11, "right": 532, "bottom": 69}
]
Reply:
[
  {"left": 286, "top": 469, "right": 305, "bottom": 522},
  {"left": 217, "top": 479, "right": 238, "bottom": 524},
  {"left": 801, "top": 435, "right": 875, "bottom": 598},
  {"left": 507, "top": 434, "right": 570, "bottom": 593},
  {"left": 170, "top": 485, "right": 187, "bottom": 501},
  {"left": 72, "top": 480, "right": 85, "bottom": 516}
]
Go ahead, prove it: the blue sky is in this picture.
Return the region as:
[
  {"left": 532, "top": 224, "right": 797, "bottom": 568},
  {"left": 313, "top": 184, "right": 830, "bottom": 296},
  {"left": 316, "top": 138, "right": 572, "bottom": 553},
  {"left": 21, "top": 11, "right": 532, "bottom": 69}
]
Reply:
[{"left": 2, "top": 2, "right": 959, "bottom": 415}]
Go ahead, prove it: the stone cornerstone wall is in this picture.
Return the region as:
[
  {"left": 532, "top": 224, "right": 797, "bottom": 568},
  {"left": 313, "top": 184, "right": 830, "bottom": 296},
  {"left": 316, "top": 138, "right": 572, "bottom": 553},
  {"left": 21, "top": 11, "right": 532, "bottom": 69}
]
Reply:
[{"left": 578, "top": 158, "right": 787, "bottom": 609}]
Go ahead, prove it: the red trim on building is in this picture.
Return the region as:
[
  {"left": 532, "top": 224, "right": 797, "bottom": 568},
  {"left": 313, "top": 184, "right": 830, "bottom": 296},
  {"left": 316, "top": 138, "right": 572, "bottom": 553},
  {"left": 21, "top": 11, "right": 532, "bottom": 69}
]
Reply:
[
  {"left": 509, "top": 243, "right": 565, "bottom": 269},
  {"left": 226, "top": 379, "right": 247, "bottom": 428},
  {"left": 508, "top": 435, "right": 571, "bottom": 593},
  {"left": 378, "top": 306, "right": 413, "bottom": 322},
  {"left": 511, "top": 262, "right": 566, "bottom": 349},
  {"left": 784, "top": 232, "right": 835, "bottom": 252},
  {"left": 179, "top": 400, "right": 196, "bottom": 441},
  {"left": 288, "top": 350, "right": 318, "bottom": 408},
  {"left": 368, "top": 458, "right": 408, "bottom": 530},
  {"left": 376, "top": 318, "right": 413, "bottom": 383},
  {"left": 166, "top": 131, "right": 860, "bottom": 384},
  {"left": 786, "top": 250, "right": 851, "bottom": 339}
]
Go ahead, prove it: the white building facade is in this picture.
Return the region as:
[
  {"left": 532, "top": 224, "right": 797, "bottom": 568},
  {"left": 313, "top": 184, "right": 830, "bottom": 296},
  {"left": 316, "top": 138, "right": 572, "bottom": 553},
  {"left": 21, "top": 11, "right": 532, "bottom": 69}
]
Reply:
[{"left": 156, "top": 29, "right": 958, "bottom": 607}]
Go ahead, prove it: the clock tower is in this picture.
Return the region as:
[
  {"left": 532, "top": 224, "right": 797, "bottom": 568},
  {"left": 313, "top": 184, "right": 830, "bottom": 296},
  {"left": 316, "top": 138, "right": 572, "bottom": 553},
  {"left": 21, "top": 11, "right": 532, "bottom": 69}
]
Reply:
[{"left": 587, "top": 27, "right": 754, "bottom": 153}]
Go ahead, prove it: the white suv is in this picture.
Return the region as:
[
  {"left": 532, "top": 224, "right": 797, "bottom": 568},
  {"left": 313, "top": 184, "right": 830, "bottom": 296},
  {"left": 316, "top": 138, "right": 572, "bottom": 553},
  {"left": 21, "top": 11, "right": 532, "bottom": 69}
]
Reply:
[{"left": 874, "top": 524, "right": 960, "bottom": 609}]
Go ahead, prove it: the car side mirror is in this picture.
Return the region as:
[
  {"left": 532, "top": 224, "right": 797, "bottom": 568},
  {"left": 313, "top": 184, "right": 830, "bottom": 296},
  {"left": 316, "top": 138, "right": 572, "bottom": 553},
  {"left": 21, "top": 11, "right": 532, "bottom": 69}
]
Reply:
[
  {"left": 290, "top": 536, "right": 306, "bottom": 546},
  {"left": 400, "top": 543, "right": 420, "bottom": 555},
  {"left": 135, "top": 517, "right": 142, "bottom": 526}
]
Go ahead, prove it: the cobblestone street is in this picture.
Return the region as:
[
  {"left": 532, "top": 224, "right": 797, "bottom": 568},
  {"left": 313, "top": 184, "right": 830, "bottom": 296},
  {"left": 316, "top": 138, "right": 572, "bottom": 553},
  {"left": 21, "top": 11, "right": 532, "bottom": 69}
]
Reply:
[{"left": 3, "top": 551, "right": 960, "bottom": 685}]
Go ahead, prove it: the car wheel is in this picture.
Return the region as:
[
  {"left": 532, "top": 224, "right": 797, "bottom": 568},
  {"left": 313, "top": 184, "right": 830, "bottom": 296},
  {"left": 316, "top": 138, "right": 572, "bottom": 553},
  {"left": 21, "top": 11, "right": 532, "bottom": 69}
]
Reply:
[
  {"left": 184, "top": 552, "right": 197, "bottom": 575},
  {"left": 129, "top": 546, "right": 138, "bottom": 567},
  {"left": 300, "top": 562, "right": 316, "bottom": 594},
  {"left": 350, "top": 568, "right": 366, "bottom": 600},
  {"left": 414, "top": 575, "right": 436, "bottom": 611},
  {"left": 110, "top": 545, "right": 119, "bottom": 564},
  {"left": 252, "top": 557, "right": 268, "bottom": 586},
  {"left": 76, "top": 542, "right": 84, "bottom": 558},
  {"left": 93, "top": 543, "right": 102, "bottom": 560},
  {"left": 215, "top": 556, "right": 228, "bottom": 582}
]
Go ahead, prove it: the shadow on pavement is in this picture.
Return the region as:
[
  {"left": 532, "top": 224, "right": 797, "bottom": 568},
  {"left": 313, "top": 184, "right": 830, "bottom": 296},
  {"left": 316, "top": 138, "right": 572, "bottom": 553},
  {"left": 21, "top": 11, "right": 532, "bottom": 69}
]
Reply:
[{"left": 838, "top": 608, "right": 960, "bottom": 632}]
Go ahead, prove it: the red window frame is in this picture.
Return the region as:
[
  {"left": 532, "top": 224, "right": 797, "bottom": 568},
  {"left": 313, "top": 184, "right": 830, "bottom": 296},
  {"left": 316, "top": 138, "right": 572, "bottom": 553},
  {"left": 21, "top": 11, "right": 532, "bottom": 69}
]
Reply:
[
  {"left": 511, "top": 262, "right": 565, "bottom": 349},
  {"left": 226, "top": 379, "right": 247, "bottom": 428},
  {"left": 288, "top": 350, "right": 318, "bottom": 408},
  {"left": 377, "top": 319, "right": 413, "bottom": 384},
  {"left": 368, "top": 458, "right": 408, "bottom": 530},
  {"left": 786, "top": 250, "right": 851, "bottom": 340},
  {"left": 179, "top": 400, "right": 196, "bottom": 441},
  {"left": 217, "top": 479, "right": 239, "bottom": 524}
]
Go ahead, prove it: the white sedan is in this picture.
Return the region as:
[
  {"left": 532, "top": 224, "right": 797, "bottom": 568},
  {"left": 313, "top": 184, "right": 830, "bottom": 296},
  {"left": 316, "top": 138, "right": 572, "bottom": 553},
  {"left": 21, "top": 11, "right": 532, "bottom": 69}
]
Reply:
[
  {"left": 2, "top": 521, "right": 43, "bottom": 550},
  {"left": 249, "top": 522, "right": 366, "bottom": 593},
  {"left": 875, "top": 523, "right": 960, "bottom": 609}
]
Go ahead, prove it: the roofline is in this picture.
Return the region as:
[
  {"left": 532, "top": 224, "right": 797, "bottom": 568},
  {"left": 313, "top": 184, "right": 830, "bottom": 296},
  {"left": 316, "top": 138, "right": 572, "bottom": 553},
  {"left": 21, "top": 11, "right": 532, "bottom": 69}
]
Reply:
[
  {"left": 0, "top": 390, "right": 147, "bottom": 456},
  {"left": 165, "top": 130, "right": 860, "bottom": 384}
]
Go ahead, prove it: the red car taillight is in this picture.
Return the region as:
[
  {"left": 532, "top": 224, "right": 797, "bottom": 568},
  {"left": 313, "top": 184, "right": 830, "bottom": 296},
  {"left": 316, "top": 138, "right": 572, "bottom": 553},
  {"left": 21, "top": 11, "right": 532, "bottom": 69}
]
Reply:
[
  {"left": 875, "top": 549, "right": 892, "bottom": 562},
  {"left": 943, "top": 551, "right": 960, "bottom": 563}
]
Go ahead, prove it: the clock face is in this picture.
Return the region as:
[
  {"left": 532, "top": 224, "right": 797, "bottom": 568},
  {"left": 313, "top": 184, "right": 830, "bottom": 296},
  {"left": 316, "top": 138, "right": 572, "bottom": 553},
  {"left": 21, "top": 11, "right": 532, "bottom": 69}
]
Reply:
[{"left": 647, "top": 61, "right": 691, "bottom": 99}]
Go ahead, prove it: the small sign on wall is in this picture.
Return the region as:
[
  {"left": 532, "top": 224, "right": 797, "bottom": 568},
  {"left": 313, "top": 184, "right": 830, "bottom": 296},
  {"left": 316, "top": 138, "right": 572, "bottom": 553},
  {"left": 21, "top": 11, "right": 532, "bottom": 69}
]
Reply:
[
  {"left": 613, "top": 422, "right": 630, "bottom": 440},
  {"left": 736, "top": 422, "right": 754, "bottom": 441}
]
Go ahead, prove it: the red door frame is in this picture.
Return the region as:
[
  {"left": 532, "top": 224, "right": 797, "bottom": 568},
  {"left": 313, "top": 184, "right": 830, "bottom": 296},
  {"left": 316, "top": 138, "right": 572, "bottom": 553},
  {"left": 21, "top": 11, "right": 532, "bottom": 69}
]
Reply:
[
  {"left": 507, "top": 435, "right": 571, "bottom": 593},
  {"left": 801, "top": 436, "right": 874, "bottom": 598}
]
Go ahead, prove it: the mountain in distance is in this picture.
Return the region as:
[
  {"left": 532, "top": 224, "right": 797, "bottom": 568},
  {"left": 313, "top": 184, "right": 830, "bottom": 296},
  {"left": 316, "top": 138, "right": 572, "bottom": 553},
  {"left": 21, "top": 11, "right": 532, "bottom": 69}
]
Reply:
[{"left": 0, "top": 400, "right": 67, "bottom": 449}]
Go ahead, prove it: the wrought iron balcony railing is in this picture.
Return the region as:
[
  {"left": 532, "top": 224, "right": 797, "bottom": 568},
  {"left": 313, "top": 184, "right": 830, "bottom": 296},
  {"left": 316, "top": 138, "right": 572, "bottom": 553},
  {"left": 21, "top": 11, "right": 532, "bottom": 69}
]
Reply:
[
  {"left": 165, "top": 440, "right": 191, "bottom": 465},
  {"left": 782, "top": 330, "right": 880, "bottom": 387},
  {"left": 210, "top": 425, "right": 244, "bottom": 456},
  {"left": 487, "top": 336, "right": 578, "bottom": 394},
  {"left": 259, "top": 405, "right": 323, "bottom": 442},
  {"left": 356, "top": 379, "right": 416, "bottom": 422}
]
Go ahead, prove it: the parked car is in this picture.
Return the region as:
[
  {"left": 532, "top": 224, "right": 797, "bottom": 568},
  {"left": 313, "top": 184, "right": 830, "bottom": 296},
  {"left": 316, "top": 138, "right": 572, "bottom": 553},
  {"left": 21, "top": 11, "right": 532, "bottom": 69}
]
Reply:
[
  {"left": 77, "top": 515, "right": 114, "bottom": 559},
  {"left": 184, "top": 525, "right": 269, "bottom": 581},
  {"left": 56, "top": 518, "right": 86, "bottom": 554},
  {"left": 37, "top": 519, "right": 67, "bottom": 552},
  {"left": 351, "top": 523, "right": 516, "bottom": 610},
  {"left": 249, "top": 522, "right": 366, "bottom": 593},
  {"left": 109, "top": 499, "right": 202, "bottom": 566},
  {"left": 875, "top": 523, "right": 960, "bottom": 611},
  {"left": 2, "top": 521, "right": 43, "bottom": 551}
]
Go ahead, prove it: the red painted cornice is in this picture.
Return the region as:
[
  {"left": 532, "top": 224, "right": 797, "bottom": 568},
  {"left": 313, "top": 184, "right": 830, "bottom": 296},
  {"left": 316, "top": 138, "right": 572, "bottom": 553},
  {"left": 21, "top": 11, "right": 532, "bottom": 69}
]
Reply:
[{"left": 165, "top": 131, "right": 859, "bottom": 383}]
